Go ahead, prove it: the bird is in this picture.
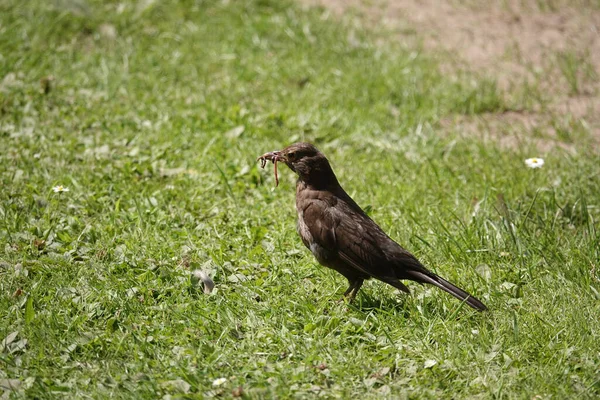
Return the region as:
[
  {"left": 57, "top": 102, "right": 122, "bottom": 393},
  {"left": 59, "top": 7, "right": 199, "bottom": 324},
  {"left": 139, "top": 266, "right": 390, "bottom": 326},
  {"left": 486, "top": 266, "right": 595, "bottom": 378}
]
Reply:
[{"left": 257, "top": 142, "right": 487, "bottom": 311}]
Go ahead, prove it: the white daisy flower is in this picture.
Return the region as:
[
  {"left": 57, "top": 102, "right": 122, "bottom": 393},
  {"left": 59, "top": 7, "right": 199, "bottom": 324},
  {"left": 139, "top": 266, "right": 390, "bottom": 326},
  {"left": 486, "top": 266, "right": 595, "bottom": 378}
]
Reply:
[
  {"left": 525, "top": 158, "right": 544, "bottom": 169},
  {"left": 52, "top": 185, "right": 70, "bottom": 193},
  {"left": 212, "top": 377, "right": 227, "bottom": 387}
]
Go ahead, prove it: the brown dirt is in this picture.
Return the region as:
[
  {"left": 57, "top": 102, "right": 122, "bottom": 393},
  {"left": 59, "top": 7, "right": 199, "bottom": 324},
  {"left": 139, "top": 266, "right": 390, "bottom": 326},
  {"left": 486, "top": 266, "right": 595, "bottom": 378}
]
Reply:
[{"left": 301, "top": 0, "right": 600, "bottom": 151}]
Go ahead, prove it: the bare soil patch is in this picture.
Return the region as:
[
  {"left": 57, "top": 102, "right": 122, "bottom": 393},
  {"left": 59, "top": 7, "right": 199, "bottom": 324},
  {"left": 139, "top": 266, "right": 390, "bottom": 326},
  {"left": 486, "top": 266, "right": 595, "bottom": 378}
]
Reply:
[{"left": 301, "top": 0, "right": 600, "bottom": 151}]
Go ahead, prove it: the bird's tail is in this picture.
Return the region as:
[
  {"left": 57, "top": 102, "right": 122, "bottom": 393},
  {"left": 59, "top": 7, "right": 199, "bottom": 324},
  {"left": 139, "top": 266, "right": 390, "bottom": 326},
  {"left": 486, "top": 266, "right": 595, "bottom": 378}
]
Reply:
[{"left": 409, "top": 270, "right": 488, "bottom": 311}]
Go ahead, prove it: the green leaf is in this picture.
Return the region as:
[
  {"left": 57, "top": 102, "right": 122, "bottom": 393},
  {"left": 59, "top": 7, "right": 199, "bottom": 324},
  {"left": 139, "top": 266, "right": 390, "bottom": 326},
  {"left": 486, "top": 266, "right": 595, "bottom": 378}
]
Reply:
[
  {"left": 106, "top": 318, "right": 117, "bottom": 332},
  {"left": 25, "top": 296, "right": 35, "bottom": 324}
]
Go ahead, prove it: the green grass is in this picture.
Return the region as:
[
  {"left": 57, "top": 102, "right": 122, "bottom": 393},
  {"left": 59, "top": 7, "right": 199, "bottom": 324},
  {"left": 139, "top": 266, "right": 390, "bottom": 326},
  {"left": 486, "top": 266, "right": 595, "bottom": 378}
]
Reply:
[{"left": 1, "top": 0, "right": 599, "bottom": 398}]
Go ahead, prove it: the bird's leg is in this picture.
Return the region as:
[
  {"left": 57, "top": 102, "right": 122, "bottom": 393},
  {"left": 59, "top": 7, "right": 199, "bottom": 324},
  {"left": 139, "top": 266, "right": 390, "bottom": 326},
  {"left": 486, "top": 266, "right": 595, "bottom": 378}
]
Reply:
[{"left": 343, "top": 279, "right": 364, "bottom": 302}]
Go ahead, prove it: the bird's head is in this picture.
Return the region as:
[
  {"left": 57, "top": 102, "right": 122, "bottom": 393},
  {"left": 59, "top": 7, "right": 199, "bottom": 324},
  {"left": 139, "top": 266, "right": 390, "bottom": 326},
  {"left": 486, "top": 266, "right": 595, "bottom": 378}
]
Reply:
[{"left": 258, "top": 142, "right": 336, "bottom": 186}]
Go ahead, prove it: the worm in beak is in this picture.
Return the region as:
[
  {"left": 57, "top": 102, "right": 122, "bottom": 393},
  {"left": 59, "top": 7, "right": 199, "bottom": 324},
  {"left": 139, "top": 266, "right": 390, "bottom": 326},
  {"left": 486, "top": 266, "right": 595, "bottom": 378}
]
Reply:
[{"left": 257, "top": 150, "right": 285, "bottom": 186}]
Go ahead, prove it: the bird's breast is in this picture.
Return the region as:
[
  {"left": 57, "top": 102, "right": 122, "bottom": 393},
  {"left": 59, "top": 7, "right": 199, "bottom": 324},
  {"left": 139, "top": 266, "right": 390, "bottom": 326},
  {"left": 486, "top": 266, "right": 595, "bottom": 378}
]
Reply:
[
  {"left": 297, "top": 211, "right": 331, "bottom": 264},
  {"left": 296, "top": 196, "right": 334, "bottom": 266},
  {"left": 296, "top": 208, "right": 313, "bottom": 247}
]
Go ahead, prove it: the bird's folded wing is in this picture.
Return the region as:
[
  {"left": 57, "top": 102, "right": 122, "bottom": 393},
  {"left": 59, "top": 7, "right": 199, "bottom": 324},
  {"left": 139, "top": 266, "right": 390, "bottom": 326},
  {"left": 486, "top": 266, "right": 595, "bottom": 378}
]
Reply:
[{"left": 304, "top": 200, "right": 394, "bottom": 279}]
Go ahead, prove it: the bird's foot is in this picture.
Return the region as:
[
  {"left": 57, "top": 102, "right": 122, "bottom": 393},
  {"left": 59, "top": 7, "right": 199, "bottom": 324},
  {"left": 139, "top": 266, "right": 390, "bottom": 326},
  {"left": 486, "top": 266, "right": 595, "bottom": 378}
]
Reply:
[
  {"left": 337, "top": 295, "right": 354, "bottom": 304},
  {"left": 341, "top": 279, "right": 364, "bottom": 304}
]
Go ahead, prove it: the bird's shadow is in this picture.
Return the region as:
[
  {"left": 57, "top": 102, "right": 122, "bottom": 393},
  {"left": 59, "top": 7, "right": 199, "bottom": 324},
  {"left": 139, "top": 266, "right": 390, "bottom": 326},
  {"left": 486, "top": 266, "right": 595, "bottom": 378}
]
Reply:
[
  {"left": 343, "top": 291, "right": 482, "bottom": 321},
  {"left": 347, "top": 292, "right": 414, "bottom": 319}
]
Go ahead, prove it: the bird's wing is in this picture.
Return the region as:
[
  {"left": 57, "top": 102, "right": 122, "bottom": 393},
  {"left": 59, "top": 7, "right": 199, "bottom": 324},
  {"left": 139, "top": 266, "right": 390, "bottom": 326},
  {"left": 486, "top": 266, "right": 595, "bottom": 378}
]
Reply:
[{"left": 303, "top": 198, "right": 411, "bottom": 282}]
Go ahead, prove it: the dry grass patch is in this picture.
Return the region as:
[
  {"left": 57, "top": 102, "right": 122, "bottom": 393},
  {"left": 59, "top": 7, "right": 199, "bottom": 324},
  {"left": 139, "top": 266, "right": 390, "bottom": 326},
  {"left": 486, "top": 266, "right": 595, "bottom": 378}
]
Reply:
[{"left": 302, "top": 0, "right": 600, "bottom": 149}]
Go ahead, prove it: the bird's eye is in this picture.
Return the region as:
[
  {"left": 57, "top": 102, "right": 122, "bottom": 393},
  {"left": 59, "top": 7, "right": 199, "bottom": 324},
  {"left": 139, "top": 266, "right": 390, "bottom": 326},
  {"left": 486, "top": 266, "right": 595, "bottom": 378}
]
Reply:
[{"left": 287, "top": 151, "right": 297, "bottom": 161}]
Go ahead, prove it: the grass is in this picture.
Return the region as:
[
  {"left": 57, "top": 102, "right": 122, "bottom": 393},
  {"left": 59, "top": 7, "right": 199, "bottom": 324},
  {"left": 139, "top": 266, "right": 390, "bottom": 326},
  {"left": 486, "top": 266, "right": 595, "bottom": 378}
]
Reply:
[
  {"left": 1, "top": 0, "right": 599, "bottom": 398},
  {"left": 555, "top": 50, "right": 598, "bottom": 96}
]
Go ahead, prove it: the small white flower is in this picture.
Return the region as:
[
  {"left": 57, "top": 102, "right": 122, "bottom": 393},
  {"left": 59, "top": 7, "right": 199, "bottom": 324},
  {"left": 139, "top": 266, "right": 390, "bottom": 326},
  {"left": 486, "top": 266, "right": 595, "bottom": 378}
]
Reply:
[
  {"left": 52, "top": 185, "right": 70, "bottom": 193},
  {"left": 525, "top": 158, "right": 544, "bottom": 169},
  {"left": 552, "top": 177, "right": 561, "bottom": 187},
  {"left": 212, "top": 377, "right": 227, "bottom": 387}
]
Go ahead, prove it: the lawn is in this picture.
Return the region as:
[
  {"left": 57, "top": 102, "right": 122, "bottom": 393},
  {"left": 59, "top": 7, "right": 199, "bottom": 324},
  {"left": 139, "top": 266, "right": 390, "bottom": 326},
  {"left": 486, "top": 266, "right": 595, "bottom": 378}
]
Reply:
[{"left": 1, "top": 0, "right": 599, "bottom": 398}]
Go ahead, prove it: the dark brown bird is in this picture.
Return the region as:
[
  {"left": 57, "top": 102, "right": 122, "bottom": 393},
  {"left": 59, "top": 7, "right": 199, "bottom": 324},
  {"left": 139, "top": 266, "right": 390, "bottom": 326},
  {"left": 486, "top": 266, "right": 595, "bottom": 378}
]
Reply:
[{"left": 258, "top": 142, "right": 487, "bottom": 311}]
